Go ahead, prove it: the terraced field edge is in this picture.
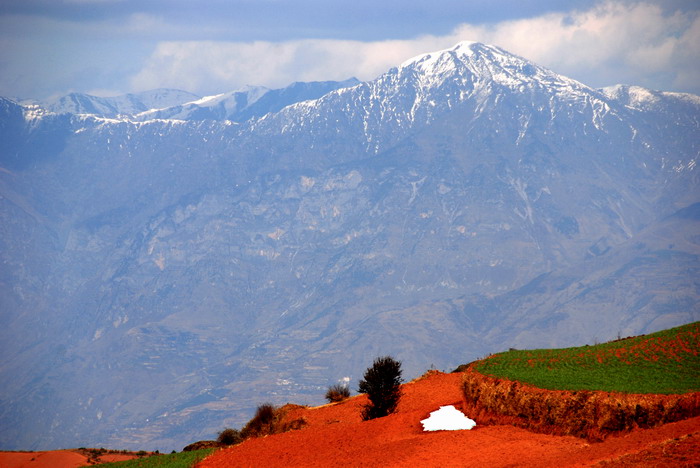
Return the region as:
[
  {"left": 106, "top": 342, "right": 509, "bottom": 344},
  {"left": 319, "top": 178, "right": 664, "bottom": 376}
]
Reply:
[{"left": 459, "top": 322, "right": 700, "bottom": 441}]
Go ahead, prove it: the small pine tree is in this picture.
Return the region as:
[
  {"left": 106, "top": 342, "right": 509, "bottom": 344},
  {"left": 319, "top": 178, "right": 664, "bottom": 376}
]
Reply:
[{"left": 358, "top": 355, "right": 403, "bottom": 420}]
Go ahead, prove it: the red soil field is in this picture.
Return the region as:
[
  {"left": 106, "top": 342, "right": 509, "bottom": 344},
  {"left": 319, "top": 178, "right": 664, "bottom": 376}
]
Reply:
[
  {"left": 197, "top": 371, "right": 700, "bottom": 468},
  {"left": 0, "top": 449, "right": 140, "bottom": 468},
  {"left": 520, "top": 325, "right": 699, "bottom": 368}
]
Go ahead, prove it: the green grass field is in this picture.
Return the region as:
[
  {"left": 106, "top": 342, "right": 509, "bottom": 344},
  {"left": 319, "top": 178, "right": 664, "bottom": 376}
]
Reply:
[
  {"left": 474, "top": 322, "right": 700, "bottom": 394},
  {"left": 93, "top": 448, "right": 216, "bottom": 468}
]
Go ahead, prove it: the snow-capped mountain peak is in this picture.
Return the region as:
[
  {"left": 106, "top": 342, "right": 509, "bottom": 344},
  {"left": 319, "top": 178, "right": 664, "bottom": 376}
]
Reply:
[
  {"left": 397, "top": 41, "right": 592, "bottom": 98},
  {"left": 398, "top": 40, "right": 478, "bottom": 69},
  {"left": 257, "top": 41, "right": 623, "bottom": 157}
]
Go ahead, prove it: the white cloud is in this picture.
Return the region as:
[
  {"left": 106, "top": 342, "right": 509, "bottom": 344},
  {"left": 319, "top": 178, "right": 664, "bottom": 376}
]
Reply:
[
  {"left": 130, "top": 1, "right": 699, "bottom": 96},
  {"left": 456, "top": 1, "right": 700, "bottom": 91},
  {"left": 129, "top": 38, "right": 446, "bottom": 94}
]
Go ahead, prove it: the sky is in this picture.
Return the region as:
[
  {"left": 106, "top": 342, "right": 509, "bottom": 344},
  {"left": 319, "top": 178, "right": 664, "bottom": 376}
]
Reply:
[{"left": 0, "top": 0, "right": 698, "bottom": 100}]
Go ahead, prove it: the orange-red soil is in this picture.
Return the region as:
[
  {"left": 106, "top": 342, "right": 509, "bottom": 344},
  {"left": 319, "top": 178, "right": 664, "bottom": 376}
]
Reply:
[
  {"left": 0, "top": 449, "right": 142, "bottom": 468},
  {"left": 198, "top": 371, "right": 700, "bottom": 468}
]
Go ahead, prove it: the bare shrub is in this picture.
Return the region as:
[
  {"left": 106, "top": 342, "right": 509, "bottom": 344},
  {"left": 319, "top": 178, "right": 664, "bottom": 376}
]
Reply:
[
  {"left": 325, "top": 384, "right": 351, "bottom": 403},
  {"left": 216, "top": 427, "right": 242, "bottom": 446},
  {"left": 240, "top": 403, "right": 277, "bottom": 439}
]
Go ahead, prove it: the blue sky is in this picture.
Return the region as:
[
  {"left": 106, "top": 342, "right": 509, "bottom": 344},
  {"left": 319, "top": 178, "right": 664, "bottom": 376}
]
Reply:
[{"left": 0, "top": 0, "right": 698, "bottom": 99}]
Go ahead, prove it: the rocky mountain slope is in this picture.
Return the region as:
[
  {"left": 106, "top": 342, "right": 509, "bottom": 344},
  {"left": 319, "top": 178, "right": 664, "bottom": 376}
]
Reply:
[{"left": 0, "top": 41, "right": 698, "bottom": 452}]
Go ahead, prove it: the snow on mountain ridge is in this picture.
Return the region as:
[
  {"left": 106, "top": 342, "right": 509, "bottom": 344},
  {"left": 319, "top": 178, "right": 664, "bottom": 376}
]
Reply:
[
  {"left": 393, "top": 41, "right": 625, "bottom": 135},
  {"left": 190, "top": 86, "right": 269, "bottom": 107},
  {"left": 42, "top": 89, "right": 201, "bottom": 117},
  {"left": 133, "top": 80, "right": 359, "bottom": 123},
  {"left": 135, "top": 86, "right": 270, "bottom": 121},
  {"left": 398, "top": 40, "right": 478, "bottom": 69},
  {"left": 601, "top": 84, "right": 700, "bottom": 111},
  {"left": 253, "top": 41, "right": 625, "bottom": 155}
]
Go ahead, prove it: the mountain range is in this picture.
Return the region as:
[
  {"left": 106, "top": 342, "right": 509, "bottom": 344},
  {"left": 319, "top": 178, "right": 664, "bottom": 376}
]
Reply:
[{"left": 0, "top": 41, "right": 698, "bottom": 452}]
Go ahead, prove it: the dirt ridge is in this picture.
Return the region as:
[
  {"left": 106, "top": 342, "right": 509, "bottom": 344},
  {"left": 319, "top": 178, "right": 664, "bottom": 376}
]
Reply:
[{"left": 461, "top": 367, "right": 700, "bottom": 441}]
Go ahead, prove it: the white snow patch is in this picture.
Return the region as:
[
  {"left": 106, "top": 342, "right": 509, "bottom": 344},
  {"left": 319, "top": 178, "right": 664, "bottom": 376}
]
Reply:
[{"left": 421, "top": 405, "right": 476, "bottom": 431}]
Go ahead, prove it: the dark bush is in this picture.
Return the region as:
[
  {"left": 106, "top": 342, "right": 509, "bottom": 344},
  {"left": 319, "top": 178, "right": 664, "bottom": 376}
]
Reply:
[
  {"left": 325, "top": 383, "right": 351, "bottom": 403},
  {"left": 240, "top": 403, "right": 277, "bottom": 439},
  {"left": 358, "top": 355, "right": 403, "bottom": 420},
  {"left": 217, "top": 427, "right": 242, "bottom": 446}
]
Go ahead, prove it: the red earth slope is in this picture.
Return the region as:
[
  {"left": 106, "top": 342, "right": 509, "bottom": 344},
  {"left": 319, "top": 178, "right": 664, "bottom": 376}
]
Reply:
[
  {"left": 0, "top": 449, "right": 141, "bottom": 468},
  {"left": 197, "top": 371, "right": 700, "bottom": 467}
]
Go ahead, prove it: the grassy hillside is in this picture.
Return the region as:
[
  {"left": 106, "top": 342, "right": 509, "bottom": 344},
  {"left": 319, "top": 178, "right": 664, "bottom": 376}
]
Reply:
[
  {"left": 94, "top": 448, "right": 215, "bottom": 468},
  {"left": 474, "top": 322, "right": 700, "bottom": 394}
]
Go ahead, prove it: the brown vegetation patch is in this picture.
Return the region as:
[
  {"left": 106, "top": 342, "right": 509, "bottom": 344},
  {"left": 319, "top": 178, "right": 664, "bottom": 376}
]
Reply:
[
  {"left": 461, "top": 367, "right": 700, "bottom": 441},
  {"left": 325, "top": 384, "right": 351, "bottom": 403},
  {"left": 183, "top": 440, "right": 224, "bottom": 451},
  {"left": 236, "top": 403, "right": 308, "bottom": 441}
]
